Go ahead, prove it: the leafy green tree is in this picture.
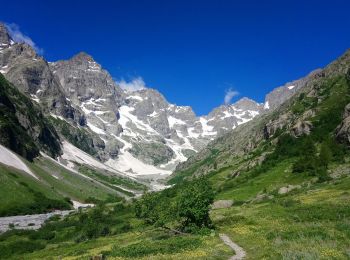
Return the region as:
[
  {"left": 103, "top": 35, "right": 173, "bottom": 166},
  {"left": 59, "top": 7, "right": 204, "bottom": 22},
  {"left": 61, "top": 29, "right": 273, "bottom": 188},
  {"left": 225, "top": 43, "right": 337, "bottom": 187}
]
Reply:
[
  {"left": 134, "top": 192, "right": 175, "bottom": 227},
  {"left": 135, "top": 177, "right": 215, "bottom": 233},
  {"left": 319, "top": 141, "right": 332, "bottom": 168},
  {"left": 176, "top": 178, "right": 214, "bottom": 230},
  {"left": 292, "top": 137, "right": 318, "bottom": 174}
]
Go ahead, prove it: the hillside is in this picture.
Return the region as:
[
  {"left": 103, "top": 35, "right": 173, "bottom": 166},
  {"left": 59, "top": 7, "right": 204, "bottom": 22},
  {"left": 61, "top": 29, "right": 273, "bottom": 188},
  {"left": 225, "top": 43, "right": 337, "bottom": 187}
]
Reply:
[
  {"left": 170, "top": 48, "right": 350, "bottom": 184},
  {"left": 0, "top": 73, "right": 61, "bottom": 161},
  {"left": 1, "top": 15, "right": 350, "bottom": 259},
  {"left": 1, "top": 22, "right": 299, "bottom": 185},
  {"left": 0, "top": 49, "right": 349, "bottom": 259}
]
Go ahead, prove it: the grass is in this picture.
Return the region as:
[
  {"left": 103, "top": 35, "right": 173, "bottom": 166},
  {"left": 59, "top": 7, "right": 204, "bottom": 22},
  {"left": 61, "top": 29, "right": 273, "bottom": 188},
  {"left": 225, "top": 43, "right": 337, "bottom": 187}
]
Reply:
[
  {"left": 168, "top": 148, "right": 220, "bottom": 185},
  {"left": 0, "top": 164, "right": 71, "bottom": 216},
  {"left": 0, "top": 204, "right": 232, "bottom": 260},
  {"left": 13, "top": 229, "right": 232, "bottom": 260},
  {"left": 215, "top": 159, "right": 308, "bottom": 201},
  {"left": 29, "top": 157, "right": 121, "bottom": 202},
  {"left": 1, "top": 74, "right": 350, "bottom": 259},
  {"left": 0, "top": 153, "right": 125, "bottom": 216},
  {"left": 79, "top": 165, "right": 146, "bottom": 195},
  {"left": 211, "top": 174, "right": 350, "bottom": 259}
]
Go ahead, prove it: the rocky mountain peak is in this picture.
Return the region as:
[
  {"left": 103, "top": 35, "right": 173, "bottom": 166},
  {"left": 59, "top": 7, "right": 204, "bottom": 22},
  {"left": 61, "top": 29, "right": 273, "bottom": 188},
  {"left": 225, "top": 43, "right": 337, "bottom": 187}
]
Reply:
[
  {"left": 233, "top": 97, "right": 263, "bottom": 111},
  {"left": 0, "top": 23, "right": 13, "bottom": 47},
  {"left": 70, "top": 51, "right": 94, "bottom": 63}
]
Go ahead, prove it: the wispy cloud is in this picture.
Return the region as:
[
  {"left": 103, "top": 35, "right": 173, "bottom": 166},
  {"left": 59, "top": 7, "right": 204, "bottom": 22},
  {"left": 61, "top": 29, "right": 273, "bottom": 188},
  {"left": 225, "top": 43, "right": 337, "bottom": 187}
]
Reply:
[
  {"left": 224, "top": 88, "right": 239, "bottom": 105},
  {"left": 116, "top": 77, "right": 146, "bottom": 92},
  {"left": 5, "top": 23, "right": 43, "bottom": 55}
]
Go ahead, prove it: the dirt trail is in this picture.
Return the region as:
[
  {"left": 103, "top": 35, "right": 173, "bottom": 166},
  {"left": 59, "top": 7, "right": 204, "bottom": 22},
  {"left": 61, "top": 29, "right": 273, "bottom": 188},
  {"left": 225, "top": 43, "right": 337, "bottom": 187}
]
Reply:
[{"left": 219, "top": 233, "right": 246, "bottom": 260}]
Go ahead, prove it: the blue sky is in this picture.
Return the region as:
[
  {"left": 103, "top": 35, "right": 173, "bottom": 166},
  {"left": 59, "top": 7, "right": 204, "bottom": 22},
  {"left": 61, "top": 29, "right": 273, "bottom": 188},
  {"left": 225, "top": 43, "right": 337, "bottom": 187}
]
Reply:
[{"left": 2, "top": 0, "right": 350, "bottom": 115}]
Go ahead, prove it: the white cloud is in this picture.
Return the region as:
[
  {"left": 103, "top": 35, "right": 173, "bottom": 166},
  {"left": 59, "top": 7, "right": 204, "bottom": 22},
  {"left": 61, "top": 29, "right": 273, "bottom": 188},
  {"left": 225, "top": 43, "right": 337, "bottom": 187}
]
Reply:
[
  {"left": 5, "top": 23, "right": 43, "bottom": 55},
  {"left": 116, "top": 77, "right": 146, "bottom": 92},
  {"left": 224, "top": 88, "right": 239, "bottom": 105}
]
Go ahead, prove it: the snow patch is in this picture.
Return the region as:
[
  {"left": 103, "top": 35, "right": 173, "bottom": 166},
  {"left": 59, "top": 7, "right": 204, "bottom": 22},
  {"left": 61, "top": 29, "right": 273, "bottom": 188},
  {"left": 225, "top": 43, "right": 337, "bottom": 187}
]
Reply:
[
  {"left": 128, "top": 95, "right": 143, "bottom": 101},
  {"left": 168, "top": 116, "right": 186, "bottom": 128},
  {"left": 264, "top": 101, "right": 270, "bottom": 109},
  {"left": 87, "top": 122, "right": 106, "bottom": 135},
  {"left": 199, "top": 117, "right": 216, "bottom": 136},
  {"left": 61, "top": 141, "right": 120, "bottom": 175},
  {"left": 148, "top": 111, "right": 158, "bottom": 117},
  {"left": 0, "top": 144, "right": 38, "bottom": 179},
  {"left": 106, "top": 152, "right": 171, "bottom": 177}
]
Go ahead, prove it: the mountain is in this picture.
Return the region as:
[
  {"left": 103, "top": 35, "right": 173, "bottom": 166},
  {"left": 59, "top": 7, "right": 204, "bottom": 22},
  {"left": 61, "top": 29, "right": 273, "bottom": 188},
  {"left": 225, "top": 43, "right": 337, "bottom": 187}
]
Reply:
[
  {"left": 169, "top": 48, "right": 350, "bottom": 183},
  {"left": 0, "top": 73, "right": 61, "bottom": 161},
  {"left": 1, "top": 21, "right": 350, "bottom": 260},
  {"left": 0, "top": 21, "right": 268, "bottom": 186},
  {"left": 0, "top": 22, "right": 319, "bottom": 188},
  {"left": 263, "top": 68, "right": 322, "bottom": 110},
  {"left": 0, "top": 25, "right": 83, "bottom": 123}
]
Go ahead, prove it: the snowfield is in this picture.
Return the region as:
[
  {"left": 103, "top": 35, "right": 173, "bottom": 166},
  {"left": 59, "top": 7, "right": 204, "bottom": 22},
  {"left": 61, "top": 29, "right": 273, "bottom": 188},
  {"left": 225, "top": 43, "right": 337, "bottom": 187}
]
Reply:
[{"left": 0, "top": 144, "right": 38, "bottom": 179}]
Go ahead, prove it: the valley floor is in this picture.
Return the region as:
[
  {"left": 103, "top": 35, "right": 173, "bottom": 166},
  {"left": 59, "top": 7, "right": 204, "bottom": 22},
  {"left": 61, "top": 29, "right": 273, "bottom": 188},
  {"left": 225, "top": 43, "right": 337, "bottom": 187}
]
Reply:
[{"left": 4, "top": 163, "right": 349, "bottom": 259}]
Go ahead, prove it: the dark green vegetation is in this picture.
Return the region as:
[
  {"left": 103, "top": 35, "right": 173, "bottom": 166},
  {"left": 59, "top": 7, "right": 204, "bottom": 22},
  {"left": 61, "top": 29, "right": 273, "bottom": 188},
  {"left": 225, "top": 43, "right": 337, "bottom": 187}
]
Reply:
[
  {"left": 0, "top": 181, "right": 226, "bottom": 259},
  {"left": 165, "top": 51, "right": 350, "bottom": 258},
  {"left": 1, "top": 50, "right": 350, "bottom": 258},
  {"left": 168, "top": 148, "right": 219, "bottom": 184},
  {"left": 135, "top": 177, "right": 214, "bottom": 233},
  {"left": 0, "top": 164, "right": 71, "bottom": 217},
  {"left": 0, "top": 202, "right": 130, "bottom": 259},
  {"left": 0, "top": 154, "right": 133, "bottom": 216},
  {"left": 50, "top": 116, "right": 101, "bottom": 157},
  {"left": 0, "top": 73, "right": 61, "bottom": 161}
]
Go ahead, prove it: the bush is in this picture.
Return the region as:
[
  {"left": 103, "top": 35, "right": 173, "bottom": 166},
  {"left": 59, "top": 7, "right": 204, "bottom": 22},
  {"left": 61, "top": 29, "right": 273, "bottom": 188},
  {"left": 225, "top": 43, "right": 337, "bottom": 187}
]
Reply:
[
  {"left": 176, "top": 178, "right": 214, "bottom": 230},
  {"left": 135, "top": 177, "right": 214, "bottom": 232},
  {"left": 0, "top": 240, "right": 46, "bottom": 258}
]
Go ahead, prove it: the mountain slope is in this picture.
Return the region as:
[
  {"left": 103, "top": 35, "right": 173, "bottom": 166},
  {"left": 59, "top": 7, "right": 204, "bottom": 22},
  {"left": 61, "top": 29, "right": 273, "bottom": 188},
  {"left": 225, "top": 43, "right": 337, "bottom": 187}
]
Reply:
[
  {"left": 170, "top": 48, "right": 350, "bottom": 184},
  {"left": 45, "top": 49, "right": 264, "bottom": 182},
  {"left": 0, "top": 21, "right": 328, "bottom": 185},
  {"left": 0, "top": 73, "right": 61, "bottom": 160}
]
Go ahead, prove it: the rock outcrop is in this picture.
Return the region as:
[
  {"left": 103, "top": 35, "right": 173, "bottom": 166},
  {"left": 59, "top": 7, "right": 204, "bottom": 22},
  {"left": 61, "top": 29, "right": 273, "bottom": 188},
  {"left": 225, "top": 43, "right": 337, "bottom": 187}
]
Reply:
[{"left": 336, "top": 103, "right": 350, "bottom": 145}]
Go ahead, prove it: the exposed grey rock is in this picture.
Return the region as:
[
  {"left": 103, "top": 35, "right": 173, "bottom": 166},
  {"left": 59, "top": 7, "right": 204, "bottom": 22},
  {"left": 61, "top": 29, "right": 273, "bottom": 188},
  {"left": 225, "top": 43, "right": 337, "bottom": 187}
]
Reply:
[
  {"left": 211, "top": 200, "right": 234, "bottom": 209},
  {"left": 0, "top": 22, "right": 269, "bottom": 179},
  {"left": 173, "top": 49, "right": 350, "bottom": 181},
  {"left": 0, "top": 24, "right": 84, "bottom": 123},
  {"left": 291, "top": 120, "right": 312, "bottom": 137},
  {"left": 128, "top": 141, "right": 174, "bottom": 165},
  {"left": 336, "top": 103, "right": 350, "bottom": 145},
  {"left": 278, "top": 185, "right": 301, "bottom": 194},
  {"left": 0, "top": 23, "right": 12, "bottom": 47},
  {"left": 205, "top": 98, "right": 263, "bottom": 136},
  {"left": 0, "top": 210, "right": 73, "bottom": 233},
  {"left": 264, "top": 112, "right": 292, "bottom": 139},
  {"left": 264, "top": 69, "right": 322, "bottom": 110}
]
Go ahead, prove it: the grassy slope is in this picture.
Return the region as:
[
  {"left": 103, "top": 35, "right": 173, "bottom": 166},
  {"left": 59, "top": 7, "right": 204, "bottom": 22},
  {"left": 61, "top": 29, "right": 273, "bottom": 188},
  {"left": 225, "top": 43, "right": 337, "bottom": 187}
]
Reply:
[
  {"left": 211, "top": 171, "right": 350, "bottom": 259},
  {"left": 29, "top": 157, "right": 120, "bottom": 202},
  {"left": 78, "top": 165, "right": 147, "bottom": 196},
  {"left": 0, "top": 164, "right": 68, "bottom": 216},
  {"left": 0, "top": 154, "right": 125, "bottom": 216},
  {"left": 2, "top": 54, "right": 350, "bottom": 259},
  {"left": 19, "top": 229, "right": 232, "bottom": 260}
]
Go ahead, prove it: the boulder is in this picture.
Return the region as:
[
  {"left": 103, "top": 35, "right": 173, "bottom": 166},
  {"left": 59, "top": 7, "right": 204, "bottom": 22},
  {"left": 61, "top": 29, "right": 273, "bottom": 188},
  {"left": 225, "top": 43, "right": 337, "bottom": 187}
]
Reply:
[
  {"left": 211, "top": 200, "right": 234, "bottom": 209},
  {"left": 278, "top": 185, "right": 301, "bottom": 195}
]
